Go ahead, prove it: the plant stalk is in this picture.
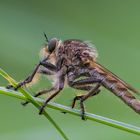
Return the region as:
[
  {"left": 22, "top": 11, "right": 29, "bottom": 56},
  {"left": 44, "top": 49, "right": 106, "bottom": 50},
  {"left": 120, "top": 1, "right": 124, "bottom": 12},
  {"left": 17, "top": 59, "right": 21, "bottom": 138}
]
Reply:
[{"left": 0, "top": 87, "right": 140, "bottom": 136}]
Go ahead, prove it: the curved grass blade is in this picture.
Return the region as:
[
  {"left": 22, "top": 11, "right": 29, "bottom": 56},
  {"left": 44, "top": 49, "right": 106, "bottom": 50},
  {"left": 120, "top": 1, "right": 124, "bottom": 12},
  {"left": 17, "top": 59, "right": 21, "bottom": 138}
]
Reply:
[
  {"left": 0, "top": 68, "right": 69, "bottom": 140},
  {"left": 0, "top": 87, "right": 140, "bottom": 136}
]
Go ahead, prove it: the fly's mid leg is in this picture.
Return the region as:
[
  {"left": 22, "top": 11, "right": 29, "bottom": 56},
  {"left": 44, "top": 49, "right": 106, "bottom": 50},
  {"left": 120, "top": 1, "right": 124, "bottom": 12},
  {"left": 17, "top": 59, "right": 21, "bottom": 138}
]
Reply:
[{"left": 39, "top": 66, "right": 66, "bottom": 114}]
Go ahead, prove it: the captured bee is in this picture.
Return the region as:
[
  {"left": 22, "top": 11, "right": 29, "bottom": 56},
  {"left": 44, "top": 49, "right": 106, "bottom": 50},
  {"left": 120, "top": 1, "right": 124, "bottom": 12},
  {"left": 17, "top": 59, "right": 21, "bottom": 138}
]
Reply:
[{"left": 9, "top": 33, "right": 140, "bottom": 120}]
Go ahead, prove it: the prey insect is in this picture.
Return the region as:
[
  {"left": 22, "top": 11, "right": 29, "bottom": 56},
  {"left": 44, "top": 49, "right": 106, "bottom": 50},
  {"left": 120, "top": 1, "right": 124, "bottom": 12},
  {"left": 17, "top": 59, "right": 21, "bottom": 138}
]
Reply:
[{"left": 8, "top": 33, "right": 140, "bottom": 120}]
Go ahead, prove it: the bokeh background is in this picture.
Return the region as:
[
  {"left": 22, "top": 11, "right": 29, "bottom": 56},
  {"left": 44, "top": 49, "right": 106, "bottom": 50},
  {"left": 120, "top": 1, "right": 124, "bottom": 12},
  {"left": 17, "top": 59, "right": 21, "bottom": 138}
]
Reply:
[{"left": 0, "top": 0, "right": 140, "bottom": 140}]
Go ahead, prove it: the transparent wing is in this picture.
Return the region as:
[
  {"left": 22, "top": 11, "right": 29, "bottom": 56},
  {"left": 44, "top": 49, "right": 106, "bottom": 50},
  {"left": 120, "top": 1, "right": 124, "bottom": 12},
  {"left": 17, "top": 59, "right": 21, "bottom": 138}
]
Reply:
[{"left": 94, "top": 62, "right": 140, "bottom": 95}]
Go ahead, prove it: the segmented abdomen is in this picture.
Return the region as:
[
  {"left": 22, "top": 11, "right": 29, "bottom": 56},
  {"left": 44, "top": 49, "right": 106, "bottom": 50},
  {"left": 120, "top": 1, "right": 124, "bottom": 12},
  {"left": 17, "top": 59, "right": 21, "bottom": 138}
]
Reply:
[{"left": 94, "top": 70, "right": 140, "bottom": 114}]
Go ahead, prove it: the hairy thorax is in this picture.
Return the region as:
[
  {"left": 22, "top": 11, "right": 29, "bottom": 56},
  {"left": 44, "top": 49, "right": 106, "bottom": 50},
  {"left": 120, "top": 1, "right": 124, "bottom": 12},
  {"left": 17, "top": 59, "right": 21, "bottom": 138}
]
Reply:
[{"left": 62, "top": 39, "right": 98, "bottom": 67}]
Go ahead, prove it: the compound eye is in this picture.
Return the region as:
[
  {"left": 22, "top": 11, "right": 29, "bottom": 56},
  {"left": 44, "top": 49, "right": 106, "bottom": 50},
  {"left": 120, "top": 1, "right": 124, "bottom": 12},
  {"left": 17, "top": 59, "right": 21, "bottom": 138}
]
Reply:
[{"left": 48, "top": 38, "right": 57, "bottom": 53}]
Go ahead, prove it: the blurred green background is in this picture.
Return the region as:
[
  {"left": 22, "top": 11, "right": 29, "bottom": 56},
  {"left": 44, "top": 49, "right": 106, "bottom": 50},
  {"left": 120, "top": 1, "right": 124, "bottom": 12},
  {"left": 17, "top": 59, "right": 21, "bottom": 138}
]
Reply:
[{"left": 0, "top": 0, "right": 140, "bottom": 140}]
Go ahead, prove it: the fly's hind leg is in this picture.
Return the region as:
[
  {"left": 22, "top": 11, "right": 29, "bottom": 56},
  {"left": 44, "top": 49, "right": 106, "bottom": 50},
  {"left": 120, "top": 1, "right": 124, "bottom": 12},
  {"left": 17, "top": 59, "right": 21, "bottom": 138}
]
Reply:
[
  {"left": 71, "top": 87, "right": 100, "bottom": 109},
  {"left": 68, "top": 75, "right": 101, "bottom": 109},
  {"left": 71, "top": 83, "right": 101, "bottom": 120},
  {"left": 67, "top": 72, "right": 101, "bottom": 120},
  {"left": 80, "top": 83, "right": 101, "bottom": 120}
]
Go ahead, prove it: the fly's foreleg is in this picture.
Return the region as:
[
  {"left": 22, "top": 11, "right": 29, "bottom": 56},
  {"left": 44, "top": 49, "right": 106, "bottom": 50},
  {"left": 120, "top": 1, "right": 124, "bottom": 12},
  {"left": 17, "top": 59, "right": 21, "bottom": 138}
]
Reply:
[
  {"left": 12, "top": 60, "right": 57, "bottom": 90},
  {"left": 6, "top": 63, "right": 41, "bottom": 90},
  {"left": 6, "top": 68, "right": 53, "bottom": 90},
  {"left": 22, "top": 64, "right": 64, "bottom": 107}
]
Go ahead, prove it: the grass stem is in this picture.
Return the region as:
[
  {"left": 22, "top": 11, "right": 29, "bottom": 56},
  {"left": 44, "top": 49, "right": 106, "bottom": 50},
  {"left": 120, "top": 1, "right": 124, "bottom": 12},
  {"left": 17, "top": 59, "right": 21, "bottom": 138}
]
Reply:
[
  {"left": 0, "top": 68, "right": 69, "bottom": 140},
  {"left": 0, "top": 86, "right": 140, "bottom": 136}
]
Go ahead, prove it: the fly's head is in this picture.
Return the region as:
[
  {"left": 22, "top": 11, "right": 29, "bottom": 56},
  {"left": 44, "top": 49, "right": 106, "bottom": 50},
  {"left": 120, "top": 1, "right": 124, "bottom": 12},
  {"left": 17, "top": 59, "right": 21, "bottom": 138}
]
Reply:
[{"left": 40, "top": 33, "right": 63, "bottom": 64}]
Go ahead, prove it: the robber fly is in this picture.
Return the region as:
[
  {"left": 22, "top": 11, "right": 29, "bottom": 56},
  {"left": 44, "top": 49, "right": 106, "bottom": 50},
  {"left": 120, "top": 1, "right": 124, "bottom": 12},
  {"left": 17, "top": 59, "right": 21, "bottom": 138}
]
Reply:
[{"left": 8, "top": 33, "right": 140, "bottom": 120}]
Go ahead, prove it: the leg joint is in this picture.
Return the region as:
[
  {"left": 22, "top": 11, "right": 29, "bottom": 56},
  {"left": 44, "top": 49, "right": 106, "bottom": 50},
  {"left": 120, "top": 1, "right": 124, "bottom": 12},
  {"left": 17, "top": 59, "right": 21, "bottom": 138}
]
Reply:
[{"left": 68, "top": 80, "right": 74, "bottom": 87}]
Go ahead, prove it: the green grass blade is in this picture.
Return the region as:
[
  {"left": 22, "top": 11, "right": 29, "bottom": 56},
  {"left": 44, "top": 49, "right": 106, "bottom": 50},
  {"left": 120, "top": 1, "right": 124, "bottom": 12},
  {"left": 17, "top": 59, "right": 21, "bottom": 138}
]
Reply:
[
  {"left": 0, "top": 68, "right": 69, "bottom": 140},
  {"left": 0, "top": 86, "right": 140, "bottom": 136}
]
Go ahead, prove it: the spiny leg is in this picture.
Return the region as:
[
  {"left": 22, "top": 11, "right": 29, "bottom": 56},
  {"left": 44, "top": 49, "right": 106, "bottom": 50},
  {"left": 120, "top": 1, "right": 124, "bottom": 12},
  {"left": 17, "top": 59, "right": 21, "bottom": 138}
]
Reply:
[
  {"left": 70, "top": 77, "right": 101, "bottom": 86},
  {"left": 80, "top": 99, "right": 85, "bottom": 120},
  {"left": 80, "top": 83, "right": 101, "bottom": 102},
  {"left": 58, "top": 85, "right": 99, "bottom": 115},
  {"left": 39, "top": 67, "right": 66, "bottom": 114},
  {"left": 39, "top": 88, "right": 62, "bottom": 114},
  {"left": 74, "top": 83, "right": 101, "bottom": 120},
  {"left": 15, "top": 61, "right": 57, "bottom": 90},
  {"left": 6, "top": 56, "right": 57, "bottom": 90},
  {"left": 71, "top": 95, "right": 83, "bottom": 108},
  {"left": 68, "top": 75, "right": 101, "bottom": 119},
  {"left": 21, "top": 87, "right": 56, "bottom": 106},
  {"left": 14, "top": 55, "right": 66, "bottom": 90},
  {"left": 81, "top": 83, "right": 101, "bottom": 120},
  {"left": 71, "top": 95, "right": 86, "bottom": 120},
  {"left": 38, "top": 69, "right": 54, "bottom": 75},
  {"left": 68, "top": 75, "right": 101, "bottom": 108},
  {"left": 19, "top": 68, "right": 55, "bottom": 105},
  {"left": 20, "top": 68, "right": 55, "bottom": 105},
  {"left": 71, "top": 87, "right": 100, "bottom": 109}
]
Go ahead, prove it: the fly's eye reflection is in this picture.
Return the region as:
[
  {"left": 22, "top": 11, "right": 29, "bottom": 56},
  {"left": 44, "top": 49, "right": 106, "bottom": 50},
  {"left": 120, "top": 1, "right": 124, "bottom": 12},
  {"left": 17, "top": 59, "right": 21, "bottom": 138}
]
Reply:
[{"left": 48, "top": 38, "right": 57, "bottom": 53}]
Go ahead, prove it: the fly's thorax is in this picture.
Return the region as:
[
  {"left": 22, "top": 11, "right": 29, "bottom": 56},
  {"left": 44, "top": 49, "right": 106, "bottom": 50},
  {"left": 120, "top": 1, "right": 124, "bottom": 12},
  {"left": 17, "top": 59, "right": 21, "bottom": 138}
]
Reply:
[
  {"left": 64, "top": 39, "right": 98, "bottom": 66},
  {"left": 79, "top": 47, "right": 98, "bottom": 66}
]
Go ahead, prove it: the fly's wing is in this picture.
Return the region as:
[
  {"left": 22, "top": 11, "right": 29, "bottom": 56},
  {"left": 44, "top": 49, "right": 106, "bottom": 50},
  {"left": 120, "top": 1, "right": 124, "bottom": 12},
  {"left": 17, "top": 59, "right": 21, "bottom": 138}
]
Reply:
[{"left": 94, "top": 62, "right": 140, "bottom": 95}]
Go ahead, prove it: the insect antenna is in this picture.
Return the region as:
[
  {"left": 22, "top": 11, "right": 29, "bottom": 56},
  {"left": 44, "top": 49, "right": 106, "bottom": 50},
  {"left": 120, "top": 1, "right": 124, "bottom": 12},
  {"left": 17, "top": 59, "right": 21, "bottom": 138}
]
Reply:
[{"left": 43, "top": 32, "right": 49, "bottom": 43}]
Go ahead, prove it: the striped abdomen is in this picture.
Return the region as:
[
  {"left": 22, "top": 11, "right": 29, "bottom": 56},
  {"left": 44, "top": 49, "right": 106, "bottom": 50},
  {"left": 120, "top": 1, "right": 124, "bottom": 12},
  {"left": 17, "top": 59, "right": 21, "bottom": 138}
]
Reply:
[
  {"left": 100, "top": 74, "right": 140, "bottom": 114},
  {"left": 102, "top": 77, "right": 140, "bottom": 113}
]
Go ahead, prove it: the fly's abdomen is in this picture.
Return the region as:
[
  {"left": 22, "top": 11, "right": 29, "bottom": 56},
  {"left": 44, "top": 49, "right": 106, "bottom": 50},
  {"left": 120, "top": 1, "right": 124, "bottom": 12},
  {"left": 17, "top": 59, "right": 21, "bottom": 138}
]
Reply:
[{"left": 102, "top": 76, "right": 140, "bottom": 114}]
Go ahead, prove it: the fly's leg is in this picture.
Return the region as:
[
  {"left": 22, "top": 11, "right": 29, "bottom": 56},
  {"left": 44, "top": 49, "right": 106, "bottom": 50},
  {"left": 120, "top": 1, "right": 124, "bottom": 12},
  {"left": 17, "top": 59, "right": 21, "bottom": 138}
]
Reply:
[
  {"left": 21, "top": 87, "right": 56, "bottom": 106},
  {"left": 6, "top": 60, "right": 57, "bottom": 90},
  {"left": 39, "top": 67, "right": 66, "bottom": 115},
  {"left": 39, "top": 88, "right": 62, "bottom": 114},
  {"left": 70, "top": 77, "right": 101, "bottom": 86},
  {"left": 71, "top": 87, "right": 100, "bottom": 109},
  {"left": 71, "top": 85, "right": 97, "bottom": 91},
  {"left": 67, "top": 72, "right": 101, "bottom": 120},
  {"left": 68, "top": 76, "right": 101, "bottom": 108},
  {"left": 38, "top": 69, "right": 54, "bottom": 75},
  {"left": 11, "top": 55, "right": 65, "bottom": 90},
  {"left": 21, "top": 68, "right": 55, "bottom": 105},
  {"left": 72, "top": 83, "right": 101, "bottom": 120},
  {"left": 80, "top": 83, "right": 101, "bottom": 120},
  {"left": 6, "top": 85, "right": 15, "bottom": 89},
  {"left": 15, "top": 61, "right": 57, "bottom": 90},
  {"left": 20, "top": 69, "right": 55, "bottom": 106},
  {"left": 6, "top": 68, "right": 54, "bottom": 90}
]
